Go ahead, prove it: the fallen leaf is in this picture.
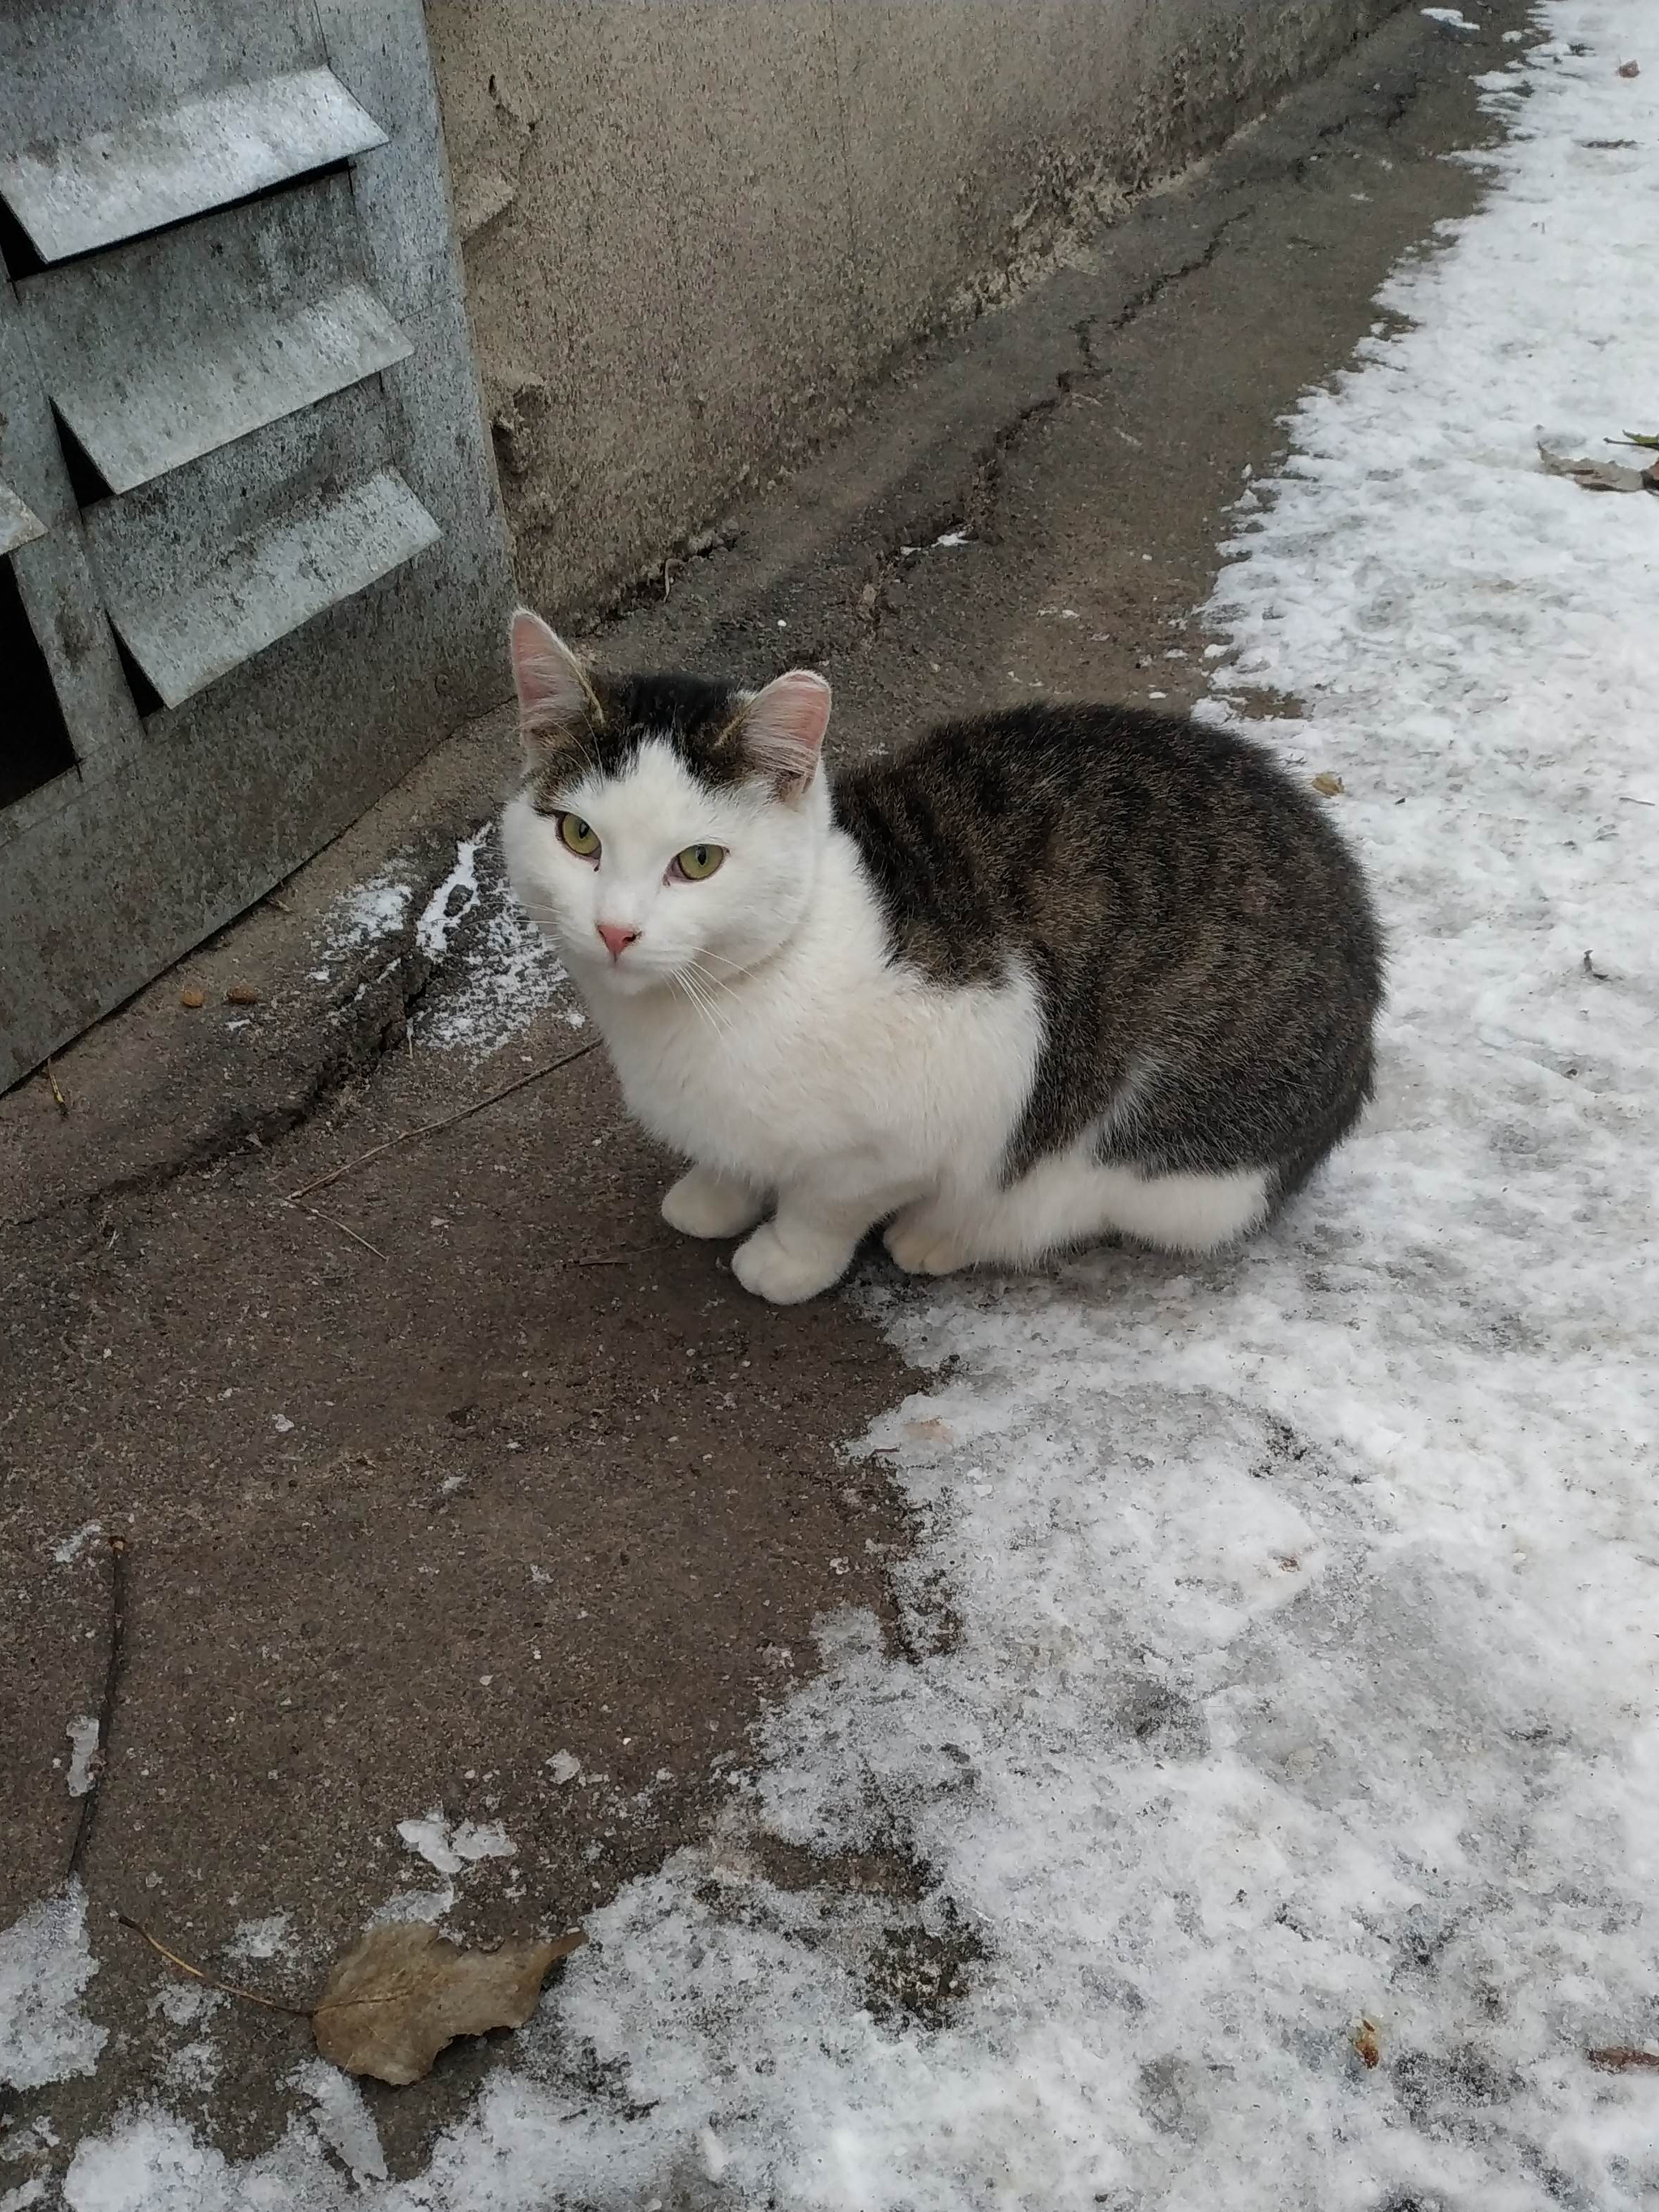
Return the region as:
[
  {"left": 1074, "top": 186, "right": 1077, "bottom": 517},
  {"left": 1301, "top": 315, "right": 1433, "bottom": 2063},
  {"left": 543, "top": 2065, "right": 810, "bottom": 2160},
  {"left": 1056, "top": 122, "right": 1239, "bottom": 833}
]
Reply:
[
  {"left": 225, "top": 983, "right": 262, "bottom": 1005},
  {"left": 313, "top": 1922, "right": 584, "bottom": 2085},
  {"left": 1354, "top": 2018, "right": 1381, "bottom": 2069},
  {"left": 1618, "top": 431, "right": 1659, "bottom": 450},
  {"left": 1589, "top": 2044, "right": 1659, "bottom": 2071},
  {"left": 180, "top": 987, "right": 205, "bottom": 1009},
  {"left": 1618, "top": 59, "right": 1640, "bottom": 78},
  {"left": 1311, "top": 771, "right": 1346, "bottom": 796},
  {"left": 1538, "top": 441, "right": 1653, "bottom": 493}
]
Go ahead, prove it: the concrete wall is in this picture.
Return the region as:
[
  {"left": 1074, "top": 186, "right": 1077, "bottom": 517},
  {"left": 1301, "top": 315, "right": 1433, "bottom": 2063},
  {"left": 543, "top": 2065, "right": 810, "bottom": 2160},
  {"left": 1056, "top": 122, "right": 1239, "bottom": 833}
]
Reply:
[{"left": 427, "top": 1, "right": 1401, "bottom": 620}]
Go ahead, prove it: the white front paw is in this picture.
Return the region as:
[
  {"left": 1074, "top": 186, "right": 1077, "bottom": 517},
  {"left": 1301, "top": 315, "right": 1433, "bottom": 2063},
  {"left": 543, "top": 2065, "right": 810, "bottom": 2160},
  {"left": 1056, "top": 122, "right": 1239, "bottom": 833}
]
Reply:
[
  {"left": 662, "top": 1167, "right": 766, "bottom": 1240},
  {"left": 884, "top": 1203, "right": 972, "bottom": 1277},
  {"left": 731, "top": 1223, "right": 850, "bottom": 1306}
]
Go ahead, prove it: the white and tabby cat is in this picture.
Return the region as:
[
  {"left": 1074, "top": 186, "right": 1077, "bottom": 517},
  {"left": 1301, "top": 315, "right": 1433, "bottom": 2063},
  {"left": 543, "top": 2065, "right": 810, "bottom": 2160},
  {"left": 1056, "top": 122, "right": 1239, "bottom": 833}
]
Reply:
[{"left": 503, "top": 611, "right": 1382, "bottom": 1305}]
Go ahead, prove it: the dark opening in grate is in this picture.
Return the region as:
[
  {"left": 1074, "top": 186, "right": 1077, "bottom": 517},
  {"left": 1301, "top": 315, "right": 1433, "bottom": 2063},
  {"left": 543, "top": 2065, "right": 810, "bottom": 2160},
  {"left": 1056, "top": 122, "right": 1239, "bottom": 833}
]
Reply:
[{"left": 0, "top": 553, "right": 77, "bottom": 807}]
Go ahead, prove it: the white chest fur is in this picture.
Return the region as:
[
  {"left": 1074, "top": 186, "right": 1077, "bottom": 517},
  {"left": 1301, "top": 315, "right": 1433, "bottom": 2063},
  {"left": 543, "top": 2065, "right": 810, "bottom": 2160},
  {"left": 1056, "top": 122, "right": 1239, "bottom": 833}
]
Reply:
[{"left": 590, "top": 831, "right": 1043, "bottom": 1196}]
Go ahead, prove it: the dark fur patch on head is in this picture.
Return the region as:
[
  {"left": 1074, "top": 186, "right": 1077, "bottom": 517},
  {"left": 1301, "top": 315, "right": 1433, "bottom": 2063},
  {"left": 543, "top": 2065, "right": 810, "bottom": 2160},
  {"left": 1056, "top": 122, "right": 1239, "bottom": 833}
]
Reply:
[
  {"left": 527, "top": 668, "right": 757, "bottom": 810},
  {"left": 830, "top": 701, "right": 1384, "bottom": 1202}
]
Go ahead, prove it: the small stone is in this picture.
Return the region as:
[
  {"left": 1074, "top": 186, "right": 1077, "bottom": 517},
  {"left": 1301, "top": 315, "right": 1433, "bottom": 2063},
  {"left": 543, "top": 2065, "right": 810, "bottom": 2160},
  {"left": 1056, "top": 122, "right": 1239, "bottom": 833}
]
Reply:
[
  {"left": 859, "top": 582, "right": 879, "bottom": 611},
  {"left": 225, "top": 984, "right": 262, "bottom": 1005},
  {"left": 1618, "top": 59, "right": 1640, "bottom": 78},
  {"left": 179, "top": 987, "right": 205, "bottom": 1009}
]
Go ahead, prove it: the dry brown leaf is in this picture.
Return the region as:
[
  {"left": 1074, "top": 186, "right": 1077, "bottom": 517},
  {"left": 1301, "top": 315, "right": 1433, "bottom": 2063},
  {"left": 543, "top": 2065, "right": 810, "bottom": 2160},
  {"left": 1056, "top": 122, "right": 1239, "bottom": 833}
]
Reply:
[
  {"left": 179, "top": 987, "right": 205, "bottom": 1009},
  {"left": 1537, "top": 442, "right": 1653, "bottom": 494},
  {"left": 1311, "top": 772, "right": 1346, "bottom": 797},
  {"left": 1618, "top": 59, "right": 1640, "bottom": 78},
  {"left": 1588, "top": 2044, "right": 1659, "bottom": 2072},
  {"left": 313, "top": 1923, "right": 585, "bottom": 2085},
  {"left": 1354, "top": 2018, "right": 1381, "bottom": 2069},
  {"left": 225, "top": 983, "right": 262, "bottom": 1006}
]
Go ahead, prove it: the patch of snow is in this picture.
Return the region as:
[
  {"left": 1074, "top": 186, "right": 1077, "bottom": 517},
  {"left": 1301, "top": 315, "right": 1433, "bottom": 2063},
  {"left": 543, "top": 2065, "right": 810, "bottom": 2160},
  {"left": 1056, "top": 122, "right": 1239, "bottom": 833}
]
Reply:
[
  {"left": 147, "top": 1982, "right": 220, "bottom": 2030},
  {"left": 223, "top": 1913, "right": 290, "bottom": 1964},
  {"left": 414, "top": 827, "right": 571, "bottom": 1055},
  {"left": 0, "top": 1884, "right": 106, "bottom": 2092},
  {"left": 1422, "top": 5, "right": 1479, "bottom": 30},
  {"left": 50, "top": 1521, "right": 100, "bottom": 1566},
  {"left": 416, "top": 826, "right": 488, "bottom": 961},
  {"left": 64, "top": 1715, "right": 100, "bottom": 1798},
  {"left": 545, "top": 1751, "right": 582, "bottom": 1785},
  {"left": 933, "top": 529, "right": 972, "bottom": 548},
  {"left": 395, "top": 1810, "right": 515, "bottom": 1876},
  {"left": 322, "top": 867, "right": 413, "bottom": 955},
  {"left": 271, "top": 1413, "right": 293, "bottom": 1435}
]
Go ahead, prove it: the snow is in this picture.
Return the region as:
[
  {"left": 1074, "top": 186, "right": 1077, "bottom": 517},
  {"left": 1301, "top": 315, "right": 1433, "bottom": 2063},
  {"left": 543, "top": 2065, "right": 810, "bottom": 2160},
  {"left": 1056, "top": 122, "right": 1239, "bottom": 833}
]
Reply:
[
  {"left": 50, "top": 1522, "right": 100, "bottom": 1566},
  {"left": 323, "top": 868, "right": 413, "bottom": 954},
  {"left": 395, "top": 1810, "right": 516, "bottom": 1876},
  {"left": 291, "top": 2060, "right": 389, "bottom": 2183},
  {"left": 64, "top": 1716, "right": 99, "bottom": 1798},
  {"left": 20, "top": 9, "right": 1659, "bottom": 2204},
  {"left": 223, "top": 1915, "right": 289, "bottom": 1964},
  {"left": 0, "top": 1886, "right": 105, "bottom": 2093},
  {"left": 415, "top": 829, "right": 487, "bottom": 961}
]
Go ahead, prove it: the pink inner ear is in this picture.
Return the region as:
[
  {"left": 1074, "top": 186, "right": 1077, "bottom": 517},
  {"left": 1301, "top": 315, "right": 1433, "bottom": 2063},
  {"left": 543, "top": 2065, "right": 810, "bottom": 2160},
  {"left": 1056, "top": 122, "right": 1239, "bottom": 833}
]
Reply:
[
  {"left": 510, "top": 608, "right": 591, "bottom": 733},
  {"left": 744, "top": 670, "right": 832, "bottom": 791}
]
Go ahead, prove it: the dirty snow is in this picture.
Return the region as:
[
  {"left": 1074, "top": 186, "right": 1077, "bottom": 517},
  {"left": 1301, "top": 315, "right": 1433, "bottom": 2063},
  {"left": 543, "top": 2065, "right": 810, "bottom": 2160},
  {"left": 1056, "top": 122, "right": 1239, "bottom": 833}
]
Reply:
[
  {"left": 23, "top": 9, "right": 1659, "bottom": 2205},
  {"left": 63, "top": 1717, "right": 99, "bottom": 1799},
  {"left": 322, "top": 867, "right": 414, "bottom": 955},
  {"left": 318, "top": 821, "right": 574, "bottom": 1055},
  {"left": 222, "top": 1914, "right": 290, "bottom": 1965},
  {"left": 49, "top": 1522, "right": 100, "bottom": 1567},
  {"left": 0, "top": 1886, "right": 105, "bottom": 2093}
]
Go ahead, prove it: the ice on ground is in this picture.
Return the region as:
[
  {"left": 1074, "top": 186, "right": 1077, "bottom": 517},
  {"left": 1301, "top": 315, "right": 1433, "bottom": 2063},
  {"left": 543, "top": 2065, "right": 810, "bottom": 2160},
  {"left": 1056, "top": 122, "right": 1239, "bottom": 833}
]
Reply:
[
  {"left": 49, "top": 1522, "right": 100, "bottom": 1567},
  {"left": 322, "top": 868, "right": 414, "bottom": 955},
  {"left": 64, "top": 1717, "right": 99, "bottom": 1798},
  {"left": 32, "top": 9, "right": 1659, "bottom": 2205},
  {"left": 0, "top": 1886, "right": 105, "bottom": 2093},
  {"left": 395, "top": 1811, "right": 515, "bottom": 1876},
  {"left": 222, "top": 1915, "right": 290, "bottom": 1964},
  {"left": 291, "top": 2060, "right": 388, "bottom": 2183}
]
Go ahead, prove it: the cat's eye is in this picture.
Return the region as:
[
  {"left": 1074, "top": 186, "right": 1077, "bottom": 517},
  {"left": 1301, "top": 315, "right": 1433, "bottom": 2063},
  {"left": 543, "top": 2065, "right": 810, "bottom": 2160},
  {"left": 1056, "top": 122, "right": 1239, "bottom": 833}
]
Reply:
[
  {"left": 672, "top": 842, "right": 726, "bottom": 882},
  {"left": 559, "top": 814, "right": 599, "bottom": 859}
]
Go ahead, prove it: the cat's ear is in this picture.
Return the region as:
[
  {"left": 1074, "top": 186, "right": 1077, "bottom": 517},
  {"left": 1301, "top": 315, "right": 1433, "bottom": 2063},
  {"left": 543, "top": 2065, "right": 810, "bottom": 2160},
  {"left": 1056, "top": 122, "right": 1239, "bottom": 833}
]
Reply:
[
  {"left": 735, "top": 670, "right": 832, "bottom": 798},
  {"left": 510, "top": 607, "right": 603, "bottom": 761}
]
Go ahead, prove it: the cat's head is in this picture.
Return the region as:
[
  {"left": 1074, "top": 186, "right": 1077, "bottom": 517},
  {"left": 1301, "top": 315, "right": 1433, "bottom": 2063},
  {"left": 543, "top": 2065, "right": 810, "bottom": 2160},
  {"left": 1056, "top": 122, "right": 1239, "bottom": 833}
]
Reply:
[{"left": 501, "top": 608, "right": 834, "bottom": 996}]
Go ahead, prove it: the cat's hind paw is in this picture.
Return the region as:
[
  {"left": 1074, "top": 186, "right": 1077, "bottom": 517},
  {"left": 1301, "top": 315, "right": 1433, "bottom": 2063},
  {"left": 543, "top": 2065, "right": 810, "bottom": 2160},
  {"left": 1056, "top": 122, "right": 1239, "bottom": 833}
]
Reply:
[
  {"left": 883, "top": 1203, "right": 974, "bottom": 1278},
  {"left": 662, "top": 1166, "right": 767, "bottom": 1241}
]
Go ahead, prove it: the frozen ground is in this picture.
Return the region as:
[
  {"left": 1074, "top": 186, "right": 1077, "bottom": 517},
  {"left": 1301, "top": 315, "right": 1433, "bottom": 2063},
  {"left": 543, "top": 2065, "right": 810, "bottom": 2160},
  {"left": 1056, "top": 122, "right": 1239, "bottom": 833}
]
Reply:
[{"left": 4, "top": 7, "right": 1656, "bottom": 2204}]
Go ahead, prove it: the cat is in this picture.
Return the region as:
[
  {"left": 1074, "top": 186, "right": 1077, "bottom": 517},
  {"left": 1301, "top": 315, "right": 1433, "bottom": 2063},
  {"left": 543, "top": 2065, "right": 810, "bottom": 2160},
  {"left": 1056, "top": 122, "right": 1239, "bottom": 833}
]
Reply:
[{"left": 502, "top": 608, "right": 1383, "bottom": 1306}]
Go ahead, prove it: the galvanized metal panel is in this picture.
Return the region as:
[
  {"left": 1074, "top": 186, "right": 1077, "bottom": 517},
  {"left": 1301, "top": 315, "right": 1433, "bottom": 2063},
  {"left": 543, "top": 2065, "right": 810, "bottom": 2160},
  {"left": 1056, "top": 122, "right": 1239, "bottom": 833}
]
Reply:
[
  {"left": 0, "top": 66, "right": 386, "bottom": 263},
  {"left": 20, "top": 174, "right": 412, "bottom": 493},
  {"left": 0, "top": 283, "right": 142, "bottom": 804},
  {"left": 1, "top": 0, "right": 513, "bottom": 1093},
  {"left": 0, "top": 479, "right": 45, "bottom": 556},
  {"left": 87, "top": 434, "right": 441, "bottom": 707}
]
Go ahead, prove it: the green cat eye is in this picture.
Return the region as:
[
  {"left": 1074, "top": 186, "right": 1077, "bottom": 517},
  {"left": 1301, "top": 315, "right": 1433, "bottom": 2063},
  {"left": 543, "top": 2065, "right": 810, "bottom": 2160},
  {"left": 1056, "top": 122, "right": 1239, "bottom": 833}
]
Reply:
[
  {"left": 674, "top": 842, "right": 726, "bottom": 881},
  {"left": 560, "top": 814, "right": 599, "bottom": 858}
]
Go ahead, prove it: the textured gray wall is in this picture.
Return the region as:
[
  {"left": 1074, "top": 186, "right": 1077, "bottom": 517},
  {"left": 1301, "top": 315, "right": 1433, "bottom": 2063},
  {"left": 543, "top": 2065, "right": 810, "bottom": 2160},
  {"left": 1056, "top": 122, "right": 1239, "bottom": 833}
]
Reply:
[{"left": 428, "top": 1, "right": 1401, "bottom": 617}]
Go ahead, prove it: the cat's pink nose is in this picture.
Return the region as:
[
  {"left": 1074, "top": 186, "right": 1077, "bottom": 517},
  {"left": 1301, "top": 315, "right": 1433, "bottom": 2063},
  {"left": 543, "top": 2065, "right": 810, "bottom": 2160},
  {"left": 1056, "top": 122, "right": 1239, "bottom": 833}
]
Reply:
[{"left": 596, "top": 922, "right": 639, "bottom": 961}]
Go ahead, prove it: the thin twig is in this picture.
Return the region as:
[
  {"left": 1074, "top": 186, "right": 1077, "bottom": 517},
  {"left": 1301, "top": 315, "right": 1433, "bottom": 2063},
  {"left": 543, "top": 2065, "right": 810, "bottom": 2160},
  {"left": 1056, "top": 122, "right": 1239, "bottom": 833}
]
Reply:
[
  {"left": 116, "top": 1918, "right": 312, "bottom": 2017},
  {"left": 285, "top": 1041, "right": 599, "bottom": 1205},
  {"left": 45, "top": 1059, "right": 69, "bottom": 1118},
  {"left": 66, "top": 1534, "right": 127, "bottom": 1882},
  {"left": 298, "top": 1205, "right": 388, "bottom": 1261}
]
